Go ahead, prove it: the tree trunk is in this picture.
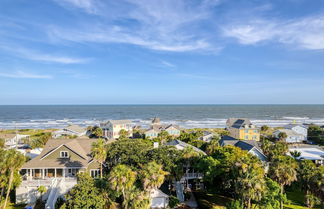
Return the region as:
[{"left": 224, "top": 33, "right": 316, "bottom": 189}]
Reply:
[
  {"left": 1, "top": 187, "right": 4, "bottom": 198},
  {"left": 100, "top": 162, "right": 103, "bottom": 178},
  {"left": 280, "top": 185, "right": 284, "bottom": 209},
  {"left": 3, "top": 170, "right": 13, "bottom": 209},
  {"left": 306, "top": 190, "right": 310, "bottom": 207},
  {"left": 247, "top": 198, "right": 251, "bottom": 209}
]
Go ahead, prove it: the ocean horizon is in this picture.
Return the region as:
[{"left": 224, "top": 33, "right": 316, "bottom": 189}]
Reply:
[{"left": 1, "top": 104, "right": 324, "bottom": 129}]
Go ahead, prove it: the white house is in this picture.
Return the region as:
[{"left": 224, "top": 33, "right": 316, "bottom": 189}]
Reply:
[
  {"left": 198, "top": 131, "right": 215, "bottom": 143},
  {"left": 53, "top": 125, "right": 87, "bottom": 138},
  {"left": 288, "top": 144, "right": 324, "bottom": 165},
  {"left": 0, "top": 133, "right": 30, "bottom": 148},
  {"left": 273, "top": 129, "right": 305, "bottom": 143},
  {"left": 150, "top": 189, "right": 169, "bottom": 209},
  {"left": 284, "top": 124, "right": 308, "bottom": 141},
  {"left": 144, "top": 118, "right": 181, "bottom": 139},
  {"left": 101, "top": 120, "right": 133, "bottom": 139}
]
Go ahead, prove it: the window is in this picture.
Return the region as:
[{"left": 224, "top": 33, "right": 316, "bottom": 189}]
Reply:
[
  {"left": 90, "top": 169, "right": 100, "bottom": 178},
  {"left": 244, "top": 130, "right": 249, "bottom": 133},
  {"left": 245, "top": 135, "right": 249, "bottom": 139},
  {"left": 254, "top": 130, "right": 258, "bottom": 133},
  {"left": 60, "top": 151, "right": 69, "bottom": 158}
]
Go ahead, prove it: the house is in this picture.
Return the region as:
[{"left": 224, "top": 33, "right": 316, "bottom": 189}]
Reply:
[
  {"left": 150, "top": 189, "right": 169, "bottom": 209},
  {"left": 144, "top": 118, "right": 181, "bottom": 139},
  {"left": 101, "top": 120, "right": 133, "bottom": 139},
  {"left": 226, "top": 118, "right": 260, "bottom": 141},
  {"left": 288, "top": 144, "right": 324, "bottom": 165},
  {"left": 166, "top": 140, "right": 206, "bottom": 155},
  {"left": 198, "top": 131, "right": 215, "bottom": 142},
  {"left": 273, "top": 129, "right": 305, "bottom": 143},
  {"left": 53, "top": 125, "right": 87, "bottom": 138},
  {"left": 16, "top": 137, "right": 103, "bottom": 205},
  {"left": 220, "top": 136, "right": 267, "bottom": 162},
  {"left": 0, "top": 133, "right": 30, "bottom": 148},
  {"left": 284, "top": 124, "right": 308, "bottom": 141}
]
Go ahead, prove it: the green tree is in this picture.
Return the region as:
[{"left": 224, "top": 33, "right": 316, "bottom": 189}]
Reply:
[
  {"left": 108, "top": 164, "right": 137, "bottom": 209},
  {"left": 290, "top": 150, "right": 301, "bottom": 160},
  {"left": 157, "top": 130, "right": 170, "bottom": 144},
  {"left": 140, "top": 161, "right": 168, "bottom": 192},
  {"left": 0, "top": 139, "right": 4, "bottom": 148},
  {"left": 91, "top": 138, "right": 107, "bottom": 178},
  {"left": 92, "top": 127, "right": 103, "bottom": 138},
  {"left": 269, "top": 156, "right": 298, "bottom": 209},
  {"left": 261, "top": 125, "right": 270, "bottom": 132},
  {"left": 278, "top": 132, "right": 288, "bottom": 141},
  {"left": 118, "top": 129, "right": 130, "bottom": 140},
  {"left": 37, "top": 185, "right": 47, "bottom": 201},
  {"left": 259, "top": 178, "right": 282, "bottom": 209},
  {"left": 63, "top": 173, "right": 105, "bottom": 209},
  {"left": 2, "top": 149, "right": 25, "bottom": 209}
]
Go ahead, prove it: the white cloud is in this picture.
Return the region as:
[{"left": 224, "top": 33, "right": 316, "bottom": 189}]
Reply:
[
  {"left": 53, "top": 0, "right": 97, "bottom": 14},
  {"left": 161, "top": 60, "right": 176, "bottom": 68},
  {"left": 0, "top": 44, "right": 89, "bottom": 64},
  {"left": 48, "top": 0, "right": 221, "bottom": 52},
  {"left": 223, "top": 15, "right": 324, "bottom": 50},
  {"left": 0, "top": 71, "right": 52, "bottom": 79}
]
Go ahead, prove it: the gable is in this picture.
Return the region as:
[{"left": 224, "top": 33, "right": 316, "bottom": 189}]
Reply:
[{"left": 41, "top": 145, "right": 87, "bottom": 161}]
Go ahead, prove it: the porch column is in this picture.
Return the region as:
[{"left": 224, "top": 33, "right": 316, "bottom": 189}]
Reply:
[
  {"left": 63, "top": 169, "right": 65, "bottom": 178},
  {"left": 55, "top": 169, "right": 57, "bottom": 178},
  {"left": 42, "top": 169, "right": 45, "bottom": 179}
]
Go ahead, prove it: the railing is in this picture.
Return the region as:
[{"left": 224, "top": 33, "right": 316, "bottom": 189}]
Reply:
[
  {"left": 45, "top": 178, "right": 62, "bottom": 209},
  {"left": 182, "top": 173, "right": 203, "bottom": 179}
]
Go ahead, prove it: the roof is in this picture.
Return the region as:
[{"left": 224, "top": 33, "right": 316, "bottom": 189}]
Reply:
[
  {"left": 152, "top": 117, "right": 161, "bottom": 124},
  {"left": 229, "top": 118, "right": 254, "bottom": 129},
  {"left": 275, "top": 129, "right": 304, "bottom": 136},
  {"left": 22, "top": 138, "right": 103, "bottom": 169},
  {"left": 64, "top": 125, "right": 86, "bottom": 133},
  {"left": 108, "top": 120, "right": 132, "bottom": 125},
  {"left": 0, "top": 133, "right": 17, "bottom": 140},
  {"left": 166, "top": 140, "right": 206, "bottom": 155},
  {"left": 288, "top": 145, "right": 324, "bottom": 161},
  {"left": 284, "top": 124, "right": 308, "bottom": 129},
  {"left": 220, "top": 136, "right": 262, "bottom": 151}
]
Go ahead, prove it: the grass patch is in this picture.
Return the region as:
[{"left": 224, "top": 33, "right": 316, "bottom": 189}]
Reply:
[
  {"left": 194, "top": 191, "right": 232, "bottom": 209},
  {"left": 6, "top": 203, "right": 26, "bottom": 209}
]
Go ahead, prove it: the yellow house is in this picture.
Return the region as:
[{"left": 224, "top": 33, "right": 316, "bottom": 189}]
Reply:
[{"left": 226, "top": 118, "right": 260, "bottom": 141}]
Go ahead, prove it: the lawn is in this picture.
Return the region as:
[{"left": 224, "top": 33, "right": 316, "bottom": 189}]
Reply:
[
  {"left": 5, "top": 203, "right": 26, "bottom": 209},
  {"left": 194, "top": 191, "right": 232, "bottom": 209}
]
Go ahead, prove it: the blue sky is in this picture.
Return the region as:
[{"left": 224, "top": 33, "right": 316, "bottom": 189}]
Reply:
[{"left": 0, "top": 0, "right": 324, "bottom": 104}]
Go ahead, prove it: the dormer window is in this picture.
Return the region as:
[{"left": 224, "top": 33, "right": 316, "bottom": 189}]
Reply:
[{"left": 60, "top": 151, "right": 69, "bottom": 158}]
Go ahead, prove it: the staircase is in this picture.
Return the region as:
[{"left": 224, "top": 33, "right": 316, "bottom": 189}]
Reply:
[{"left": 175, "top": 181, "right": 184, "bottom": 202}]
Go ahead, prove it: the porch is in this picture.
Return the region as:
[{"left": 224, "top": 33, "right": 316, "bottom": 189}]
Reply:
[{"left": 21, "top": 168, "right": 83, "bottom": 180}]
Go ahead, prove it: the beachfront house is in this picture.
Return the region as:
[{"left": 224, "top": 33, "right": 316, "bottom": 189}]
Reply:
[
  {"left": 284, "top": 124, "right": 308, "bottom": 141},
  {"left": 273, "top": 129, "right": 305, "bottom": 143},
  {"left": 16, "top": 137, "right": 103, "bottom": 206},
  {"left": 101, "top": 120, "right": 133, "bottom": 139},
  {"left": 0, "top": 133, "right": 30, "bottom": 148},
  {"left": 144, "top": 117, "right": 181, "bottom": 139},
  {"left": 220, "top": 136, "right": 267, "bottom": 162},
  {"left": 226, "top": 118, "right": 260, "bottom": 141},
  {"left": 53, "top": 125, "right": 87, "bottom": 138},
  {"left": 288, "top": 144, "right": 324, "bottom": 165}
]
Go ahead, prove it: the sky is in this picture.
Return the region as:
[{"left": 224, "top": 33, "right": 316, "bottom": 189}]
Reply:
[{"left": 0, "top": 0, "right": 324, "bottom": 104}]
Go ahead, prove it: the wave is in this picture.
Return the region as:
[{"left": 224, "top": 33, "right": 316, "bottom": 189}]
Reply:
[{"left": 1, "top": 117, "right": 324, "bottom": 130}]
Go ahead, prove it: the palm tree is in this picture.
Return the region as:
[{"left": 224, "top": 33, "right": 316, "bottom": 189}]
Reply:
[
  {"left": 91, "top": 138, "right": 107, "bottom": 178},
  {"left": 37, "top": 185, "right": 47, "bottom": 201},
  {"left": 269, "top": 156, "right": 298, "bottom": 209},
  {"left": 141, "top": 161, "right": 168, "bottom": 192},
  {"left": 2, "top": 149, "right": 25, "bottom": 209},
  {"left": 290, "top": 150, "right": 301, "bottom": 160},
  {"left": 108, "top": 164, "right": 137, "bottom": 209}
]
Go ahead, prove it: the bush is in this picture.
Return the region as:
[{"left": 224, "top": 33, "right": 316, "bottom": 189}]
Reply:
[
  {"left": 226, "top": 200, "right": 243, "bottom": 209},
  {"left": 169, "top": 195, "right": 180, "bottom": 208}
]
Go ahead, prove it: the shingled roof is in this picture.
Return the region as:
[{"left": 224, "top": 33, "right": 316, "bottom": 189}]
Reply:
[{"left": 22, "top": 138, "right": 99, "bottom": 169}]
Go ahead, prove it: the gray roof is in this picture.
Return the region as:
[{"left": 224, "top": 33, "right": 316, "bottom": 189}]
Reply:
[
  {"left": 104, "top": 120, "right": 132, "bottom": 125},
  {"left": 284, "top": 124, "right": 308, "bottom": 129},
  {"left": 64, "top": 125, "right": 86, "bottom": 133},
  {"left": 229, "top": 118, "right": 253, "bottom": 129},
  {"left": 152, "top": 117, "right": 161, "bottom": 124},
  {"left": 275, "top": 129, "right": 304, "bottom": 136},
  {"left": 166, "top": 140, "right": 206, "bottom": 155},
  {"left": 220, "top": 136, "right": 262, "bottom": 152}
]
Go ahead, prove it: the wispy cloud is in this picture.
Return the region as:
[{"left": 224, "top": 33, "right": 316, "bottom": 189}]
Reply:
[
  {"left": 0, "top": 44, "right": 89, "bottom": 64},
  {"left": 161, "top": 60, "right": 176, "bottom": 68},
  {"left": 0, "top": 71, "right": 52, "bottom": 79},
  {"left": 53, "top": 0, "right": 98, "bottom": 14},
  {"left": 48, "top": 0, "right": 221, "bottom": 52},
  {"left": 223, "top": 15, "right": 324, "bottom": 50}
]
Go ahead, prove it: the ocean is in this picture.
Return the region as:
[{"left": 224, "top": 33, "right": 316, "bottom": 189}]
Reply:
[{"left": 0, "top": 105, "right": 324, "bottom": 129}]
